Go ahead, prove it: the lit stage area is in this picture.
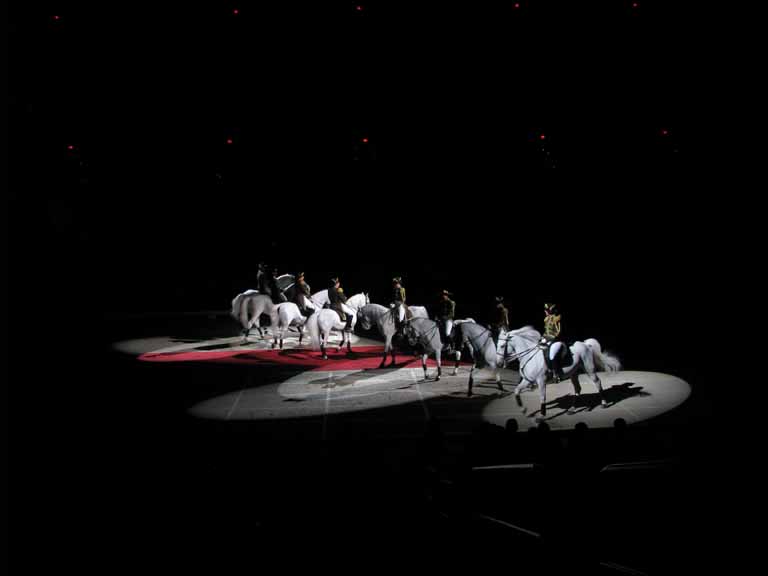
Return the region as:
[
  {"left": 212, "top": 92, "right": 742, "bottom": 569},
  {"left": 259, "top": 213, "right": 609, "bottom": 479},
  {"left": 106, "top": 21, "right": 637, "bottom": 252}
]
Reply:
[
  {"left": 113, "top": 318, "right": 691, "bottom": 433},
  {"left": 101, "top": 314, "right": 712, "bottom": 574}
]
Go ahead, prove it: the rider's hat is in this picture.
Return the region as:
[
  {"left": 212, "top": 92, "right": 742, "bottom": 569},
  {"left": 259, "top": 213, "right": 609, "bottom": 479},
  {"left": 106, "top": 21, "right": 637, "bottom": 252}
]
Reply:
[
  {"left": 392, "top": 276, "right": 402, "bottom": 284},
  {"left": 544, "top": 302, "right": 557, "bottom": 312},
  {"left": 330, "top": 277, "right": 339, "bottom": 285},
  {"left": 441, "top": 289, "right": 453, "bottom": 297},
  {"left": 296, "top": 272, "right": 305, "bottom": 280},
  {"left": 495, "top": 296, "right": 505, "bottom": 303}
]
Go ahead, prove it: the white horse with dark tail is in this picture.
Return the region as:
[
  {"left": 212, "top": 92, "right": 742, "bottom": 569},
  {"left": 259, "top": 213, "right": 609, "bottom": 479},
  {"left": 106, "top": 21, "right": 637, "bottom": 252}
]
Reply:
[
  {"left": 503, "top": 326, "right": 621, "bottom": 421},
  {"left": 271, "top": 302, "right": 309, "bottom": 349}
]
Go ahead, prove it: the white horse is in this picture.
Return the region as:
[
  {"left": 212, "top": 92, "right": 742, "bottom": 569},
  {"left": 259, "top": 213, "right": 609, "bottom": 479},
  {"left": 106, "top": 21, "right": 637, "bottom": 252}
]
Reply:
[
  {"left": 271, "top": 302, "right": 309, "bottom": 349},
  {"left": 230, "top": 291, "right": 278, "bottom": 342},
  {"left": 357, "top": 303, "right": 429, "bottom": 368},
  {"left": 402, "top": 317, "right": 465, "bottom": 381},
  {"left": 306, "top": 293, "right": 369, "bottom": 359},
  {"left": 504, "top": 326, "right": 621, "bottom": 421},
  {"left": 453, "top": 321, "right": 524, "bottom": 396}
]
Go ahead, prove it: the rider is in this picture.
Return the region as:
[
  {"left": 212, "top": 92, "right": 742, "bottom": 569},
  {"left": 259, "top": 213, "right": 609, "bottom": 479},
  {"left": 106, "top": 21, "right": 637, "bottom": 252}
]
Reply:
[
  {"left": 491, "top": 296, "right": 509, "bottom": 344},
  {"left": 539, "top": 302, "right": 565, "bottom": 382},
  {"left": 390, "top": 277, "right": 411, "bottom": 331},
  {"left": 437, "top": 290, "right": 456, "bottom": 351},
  {"left": 257, "top": 262, "right": 270, "bottom": 295},
  {"left": 328, "top": 277, "right": 354, "bottom": 332},
  {"left": 267, "top": 266, "right": 287, "bottom": 304},
  {"left": 292, "top": 272, "right": 313, "bottom": 317}
]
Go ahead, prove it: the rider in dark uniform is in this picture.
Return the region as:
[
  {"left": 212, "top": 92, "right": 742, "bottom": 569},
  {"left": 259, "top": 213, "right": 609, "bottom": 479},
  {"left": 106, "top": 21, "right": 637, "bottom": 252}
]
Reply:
[
  {"left": 491, "top": 296, "right": 509, "bottom": 344},
  {"left": 292, "top": 272, "right": 313, "bottom": 317},
  {"left": 257, "top": 262, "right": 270, "bottom": 295},
  {"left": 328, "top": 277, "right": 353, "bottom": 332},
  {"left": 266, "top": 266, "right": 287, "bottom": 304},
  {"left": 390, "top": 277, "right": 411, "bottom": 331},
  {"left": 437, "top": 290, "right": 456, "bottom": 351}
]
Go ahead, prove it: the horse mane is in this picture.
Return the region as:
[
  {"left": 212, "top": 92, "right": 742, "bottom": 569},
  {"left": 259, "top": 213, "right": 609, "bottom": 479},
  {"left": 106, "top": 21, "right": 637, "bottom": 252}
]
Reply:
[
  {"left": 363, "top": 303, "right": 389, "bottom": 315},
  {"left": 507, "top": 325, "right": 540, "bottom": 343}
]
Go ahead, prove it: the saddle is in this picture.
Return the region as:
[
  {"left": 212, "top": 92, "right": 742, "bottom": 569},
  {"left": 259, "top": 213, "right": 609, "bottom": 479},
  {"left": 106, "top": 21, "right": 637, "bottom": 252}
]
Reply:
[{"left": 539, "top": 338, "right": 573, "bottom": 377}]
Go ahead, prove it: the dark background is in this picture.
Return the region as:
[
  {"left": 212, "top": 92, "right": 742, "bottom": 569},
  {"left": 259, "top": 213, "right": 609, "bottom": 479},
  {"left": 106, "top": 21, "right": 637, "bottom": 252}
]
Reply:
[{"left": 9, "top": 1, "right": 748, "bottom": 573}]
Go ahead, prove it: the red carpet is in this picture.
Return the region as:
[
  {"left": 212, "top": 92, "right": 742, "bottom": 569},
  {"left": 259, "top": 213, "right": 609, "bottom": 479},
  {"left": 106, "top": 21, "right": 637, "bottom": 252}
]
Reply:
[{"left": 139, "top": 345, "right": 468, "bottom": 369}]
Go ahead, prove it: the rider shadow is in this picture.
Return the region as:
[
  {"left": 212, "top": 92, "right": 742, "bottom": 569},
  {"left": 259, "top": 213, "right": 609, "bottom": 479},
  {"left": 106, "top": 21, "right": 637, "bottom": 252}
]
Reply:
[{"left": 530, "top": 382, "right": 649, "bottom": 420}]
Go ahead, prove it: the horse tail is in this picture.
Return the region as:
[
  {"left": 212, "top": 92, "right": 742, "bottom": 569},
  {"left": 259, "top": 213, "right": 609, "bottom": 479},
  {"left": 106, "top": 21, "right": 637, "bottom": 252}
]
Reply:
[
  {"left": 231, "top": 293, "right": 243, "bottom": 320},
  {"left": 585, "top": 338, "right": 622, "bottom": 372},
  {"left": 306, "top": 311, "right": 322, "bottom": 350},
  {"left": 238, "top": 294, "right": 252, "bottom": 329}
]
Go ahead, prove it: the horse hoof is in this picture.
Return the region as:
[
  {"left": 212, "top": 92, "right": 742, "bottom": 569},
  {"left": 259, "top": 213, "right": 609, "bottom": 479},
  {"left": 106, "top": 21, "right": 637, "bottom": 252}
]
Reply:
[
  {"left": 322, "top": 355, "right": 328, "bottom": 360},
  {"left": 452, "top": 370, "right": 458, "bottom": 376},
  {"left": 601, "top": 402, "right": 608, "bottom": 409},
  {"left": 335, "top": 348, "right": 341, "bottom": 353},
  {"left": 435, "top": 376, "right": 440, "bottom": 382},
  {"left": 567, "top": 407, "right": 577, "bottom": 415}
]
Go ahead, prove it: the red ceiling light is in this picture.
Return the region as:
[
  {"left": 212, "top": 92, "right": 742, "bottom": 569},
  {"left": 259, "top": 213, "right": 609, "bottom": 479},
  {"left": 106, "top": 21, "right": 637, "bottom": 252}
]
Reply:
[
  {"left": 53, "top": 15, "right": 61, "bottom": 21},
  {"left": 356, "top": 5, "right": 363, "bottom": 11},
  {"left": 67, "top": 145, "right": 75, "bottom": 150},
  {"left": 361, "top": 138, "right": 369, "bottom": 144},
  {"left": 226, "top": 138, "right": 233, "bottom": 145},
  {"left": 514, "top": 3, "right": 520, "bottom": 8},
  {"left": 539, "top": 134, "right": 546, "bottom": 140},
  {"left": 233, "top": 9, "right": 239, "bottom": 15},
  {"left": 661, "top": 129, "right": 669, "bottom": 136}
]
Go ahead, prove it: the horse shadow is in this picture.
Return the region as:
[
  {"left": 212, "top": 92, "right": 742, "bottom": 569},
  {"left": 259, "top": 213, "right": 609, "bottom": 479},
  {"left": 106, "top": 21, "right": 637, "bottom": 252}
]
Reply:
[
  {"left": 530, "top": 382, "right": 649, "bottom": 420},
  {"left": 308, "top": 366, "right": 412, "bottom": 389},
  {"left": 195, "top": 342, "right": 247, "bottom": 351}
]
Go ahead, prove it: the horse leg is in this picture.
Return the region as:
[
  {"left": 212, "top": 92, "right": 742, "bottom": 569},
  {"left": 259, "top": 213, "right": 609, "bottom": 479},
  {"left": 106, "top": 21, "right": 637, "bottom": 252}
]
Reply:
[
  {"left": 321, "top": 331, "right": 328, "bottom": 360},
  {"left": 422, "top": 354, "right": 429, "bottom": 381},
  {"left": 568, "top": 373, "right": 582, "bottom": 414},
  {"left": 380, "top": 338, "right": 389, "bottom": 369},
  {"left": 495, "top": 366, "right": 504, "bottom": 392},
  {"left": 467, "top": 364, "right": 475, "bottom": 397},
  {"left": 536, "top": 375, "right": 547, "bottom": 422},
  {"left": 453, "top": 350, "right": 461, "bottom": 376},
  {"left": 514, "top": 380, "right": 529, "bottom": 413},
  {"left": 592, "top": 373, "right": 607, "bottom": 408},
  {"left": 298, "top": 326, "right": 303, "bottom": 346},
  {"left": 435, "top": 350, "right": 441, "bottom": 381}
]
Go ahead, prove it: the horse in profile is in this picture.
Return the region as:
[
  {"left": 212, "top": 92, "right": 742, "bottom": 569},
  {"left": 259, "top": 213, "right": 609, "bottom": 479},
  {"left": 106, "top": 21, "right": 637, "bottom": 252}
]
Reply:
[
  {"left": 357, "top": 303, "right": 429, "bottom": 367},
  {"left": 402, "top": 317, "right": 466, "bottom": 381},
  {"left": 451, "top": 321, "right": 519, "bottom": 396},
  {"left": 503, "top": 326, "right": 621, "bottom": 421}
]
